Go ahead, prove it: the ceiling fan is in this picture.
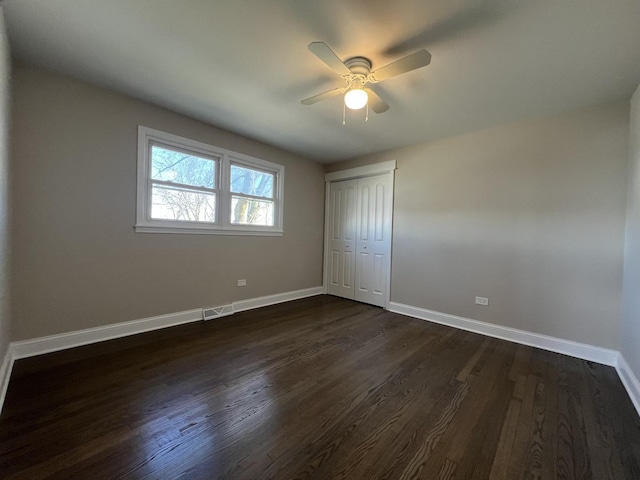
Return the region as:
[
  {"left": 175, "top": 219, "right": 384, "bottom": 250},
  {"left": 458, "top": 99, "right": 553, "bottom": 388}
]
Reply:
[{"left": 301, "top": 42, "right": 432, "bottom": 116}]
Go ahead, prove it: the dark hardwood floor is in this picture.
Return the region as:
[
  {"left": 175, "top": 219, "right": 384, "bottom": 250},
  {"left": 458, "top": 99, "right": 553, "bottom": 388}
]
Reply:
[{"left": 1, "top": 295, "right": 639, "bottom": 479}]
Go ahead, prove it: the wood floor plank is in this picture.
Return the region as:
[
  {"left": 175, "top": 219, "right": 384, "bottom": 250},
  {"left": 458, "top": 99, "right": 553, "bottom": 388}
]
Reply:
[
  {"left": 564, "top": 355, "right": 594, "bottom": 479},
  {"left": 397, "top": 381, "right": 469, "bottom": 480},
  {"left": 521, "top": 349, "right": 549, "bottom": 479},
  {"left": 504, "top": 373, "right": 541, "bottom": 479},
  {"left": 489, "top": 397, "right": 523, "bottom": 480},
  {"left": 579, "top": 360, "right": 626, "bottom": 480},
  {"left": 1, "top": 295, "right": 639, "bottom": 479},
  {"left": 553, "top": 354, "right": 575, "bottom": 480},
  {"left": 417, "top": 338, "right": 515, "bottom": 479}
]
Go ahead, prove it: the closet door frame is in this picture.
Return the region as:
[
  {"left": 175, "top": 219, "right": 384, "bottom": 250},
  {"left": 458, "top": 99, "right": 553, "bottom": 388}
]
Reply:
[{"left": 322, "top": 160, "right": 396, "bottom": 309}]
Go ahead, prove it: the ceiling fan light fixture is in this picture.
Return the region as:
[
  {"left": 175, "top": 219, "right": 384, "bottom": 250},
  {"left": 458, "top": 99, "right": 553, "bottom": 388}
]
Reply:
[{"left": 344, "top": 88, "right": 368, "bottom": 110}]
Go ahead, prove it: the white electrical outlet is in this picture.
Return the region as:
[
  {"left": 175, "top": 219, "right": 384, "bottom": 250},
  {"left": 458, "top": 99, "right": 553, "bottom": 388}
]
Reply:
[
  {"left": 475, "top": 296, "right": 489, "bottom": 306},
  {"left": 237, "top": 279, "right": 247, "bottom": 287}
]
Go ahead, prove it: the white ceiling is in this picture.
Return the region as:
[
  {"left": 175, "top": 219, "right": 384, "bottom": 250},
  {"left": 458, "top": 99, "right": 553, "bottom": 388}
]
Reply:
[{"left": 4, "top": 0, "right": 640, "bottom": 163}]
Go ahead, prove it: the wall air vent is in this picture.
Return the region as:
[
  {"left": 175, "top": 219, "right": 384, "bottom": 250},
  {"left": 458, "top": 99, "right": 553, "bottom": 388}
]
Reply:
[{"left": 202, "top": 304, "right": 234, "bottom": 321}]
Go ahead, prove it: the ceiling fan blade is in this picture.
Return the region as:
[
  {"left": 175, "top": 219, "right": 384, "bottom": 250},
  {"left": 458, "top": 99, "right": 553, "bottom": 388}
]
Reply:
[
  {"left": 365, "top": 89, "right": 390, "bottom": 114},
  {"left": 301, "top": 87, "right": 346, "bottom": 105},
  {"left": 370, "top": 49, "right": 432, "bottom": 82},
  {"left": 308, "top": 42, "right": 351, "bottom": 76}
]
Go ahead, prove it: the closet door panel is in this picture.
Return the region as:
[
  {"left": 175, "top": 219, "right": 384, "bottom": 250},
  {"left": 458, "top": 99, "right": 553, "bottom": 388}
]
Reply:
[
  {"left": 327, "top": 179, "right": 357, "bottom": 299},
  {"left": 354, "top": 174, "right": 392, "bottom": 307}
]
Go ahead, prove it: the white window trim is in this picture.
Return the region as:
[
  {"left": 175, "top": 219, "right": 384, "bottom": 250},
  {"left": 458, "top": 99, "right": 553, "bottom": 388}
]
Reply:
[{"left": 136, "top": 126, "right": 284, "bottom": 235}]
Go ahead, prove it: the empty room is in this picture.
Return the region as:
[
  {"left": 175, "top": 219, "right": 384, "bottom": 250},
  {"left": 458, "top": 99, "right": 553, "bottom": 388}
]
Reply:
[{"left": 1, "top": 1, "right": 640, "bottom": 479}]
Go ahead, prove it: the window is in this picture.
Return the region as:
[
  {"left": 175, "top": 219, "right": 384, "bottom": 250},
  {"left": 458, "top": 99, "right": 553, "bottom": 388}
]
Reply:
[
  {"left": 230, "top": 163, "right": 275, "bottom": 226},
  {"left": 150, "top": 143, "right": 218, "bottom": 223},
  {"left": 136, "top": 126, "right": 284, "bottom": 235}
]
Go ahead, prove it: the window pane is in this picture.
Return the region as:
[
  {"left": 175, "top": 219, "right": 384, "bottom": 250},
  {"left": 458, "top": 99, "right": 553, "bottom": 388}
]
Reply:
[
  {"left": 231, "top": 196, "right": 274, "bottom": 226},
  {"left": 151, "top": 185, "right": 216, "bottom": 222},
  {"left": 230, "top": 165, "right": 274, "bottom": 198},
  {"left": 151, "top": 145, "right": 216, "bottom": 189}
]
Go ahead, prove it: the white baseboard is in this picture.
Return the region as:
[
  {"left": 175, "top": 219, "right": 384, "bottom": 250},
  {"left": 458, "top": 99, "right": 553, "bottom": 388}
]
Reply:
[
  {"left": 11, "top": 287, "right": 324, "bottom": 360},
  {"left": 616, "top": 354, "right": 640, "bottom": 418},
  {"left": 232, "top": 286, "right": 324, "bottom": 312},
  {"left": 10, "top": 308, "right": 204, "bottom": 360},
  {"left": 0, "top": 286, "right": 323, "bottom": 414},
  {"left": 389, "top": 302, "right": 619, "bottom": 366}
]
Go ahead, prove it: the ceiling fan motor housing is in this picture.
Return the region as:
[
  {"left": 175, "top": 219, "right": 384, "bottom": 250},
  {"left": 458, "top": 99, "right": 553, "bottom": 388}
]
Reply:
[
  {"left": 344, "top": 57, "right": 372, "bottom": 90},
  {"left": 344, "top": 57, "right": 372, "bottom": 75}
]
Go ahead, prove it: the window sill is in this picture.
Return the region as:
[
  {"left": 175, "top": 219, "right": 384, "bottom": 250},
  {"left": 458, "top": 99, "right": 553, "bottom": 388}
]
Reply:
[{"left": 134, "top": 224, "right": 284, "bottom": 236}]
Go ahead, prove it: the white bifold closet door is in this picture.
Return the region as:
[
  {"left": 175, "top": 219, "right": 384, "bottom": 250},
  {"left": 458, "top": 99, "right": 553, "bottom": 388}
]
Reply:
[{"left": 327, "top": 173, "right": 393, "bottom": 307}]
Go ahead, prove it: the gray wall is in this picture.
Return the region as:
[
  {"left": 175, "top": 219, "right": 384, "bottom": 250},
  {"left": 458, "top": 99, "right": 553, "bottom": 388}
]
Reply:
[
  {"left": 11, "top": 64, "right": 325, "bottom": 341},
  {"left": 328, "top": 102, "right": 629, "bottom": 349},
  {"left": 0, "top": 10, "right": 10, "bottom": 361},
  {"left": 621, "top": 86, "right": 640, "bottom": 377}
]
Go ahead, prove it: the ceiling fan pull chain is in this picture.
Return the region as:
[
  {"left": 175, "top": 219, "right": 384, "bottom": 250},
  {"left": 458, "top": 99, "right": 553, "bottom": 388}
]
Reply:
[
  {"left": 343, "top": 101, "right": 346, "bottom": 126},
  {"left": 366, "top": 103, "right": 369, "bottom": 122}
]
